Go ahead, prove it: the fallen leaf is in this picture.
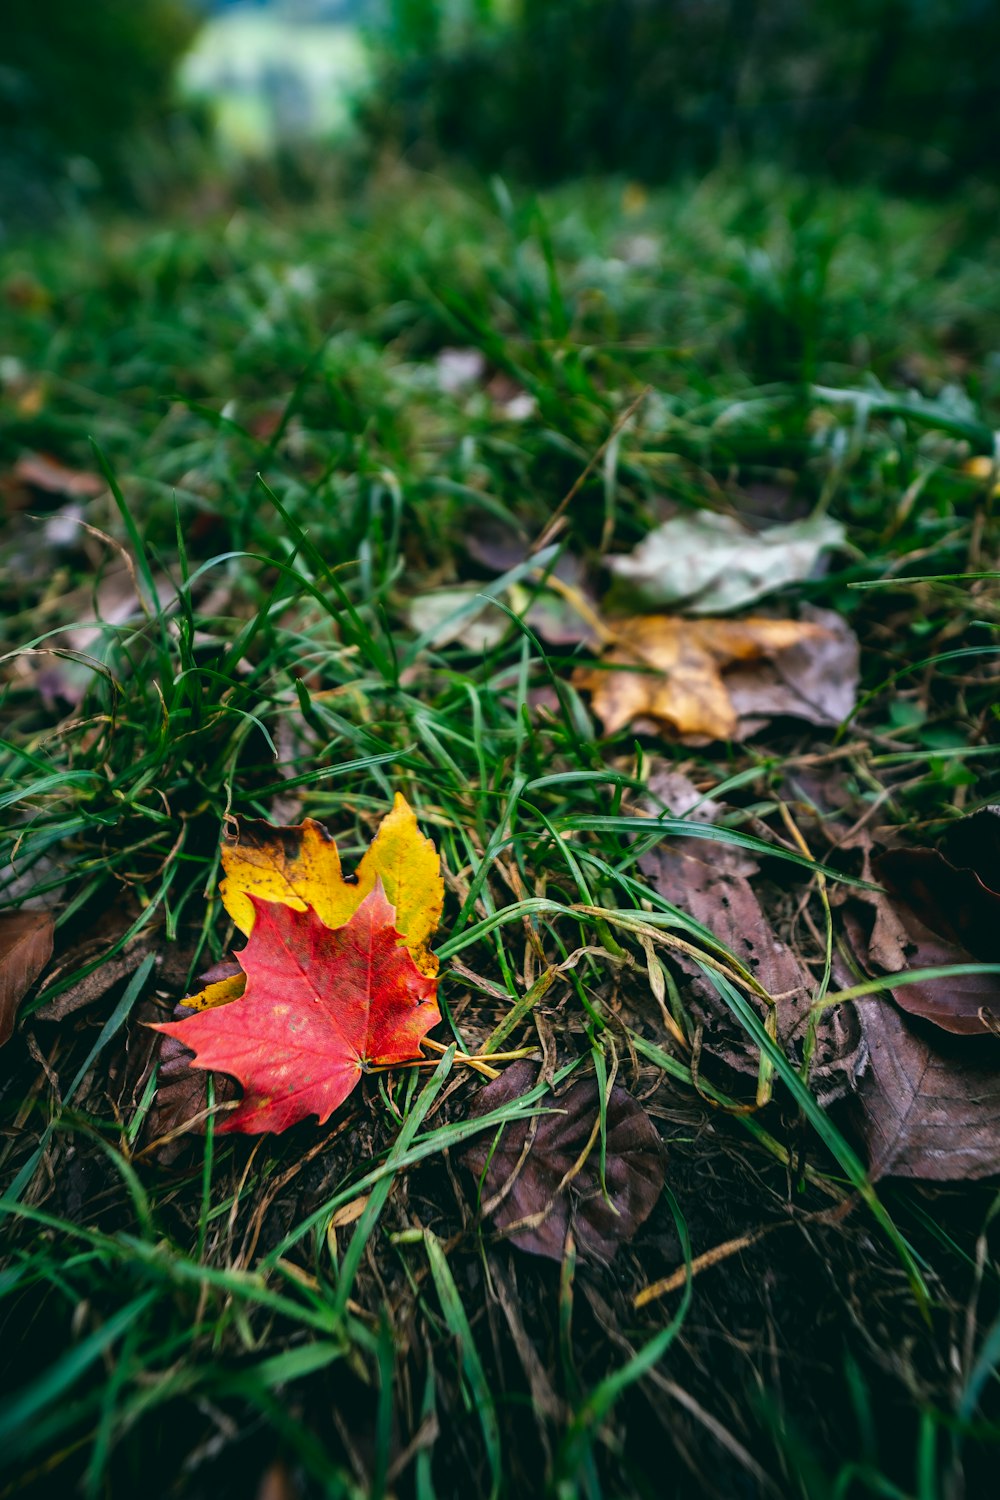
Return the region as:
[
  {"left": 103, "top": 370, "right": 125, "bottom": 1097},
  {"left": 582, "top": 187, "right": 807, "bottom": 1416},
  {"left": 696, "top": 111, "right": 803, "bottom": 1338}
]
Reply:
[
  {"left": 463, "top": 517, "right": 531, "bottom": 575},
  {"left": 645, "top": 766, "right": 720, "bottom": 824},
  {"left": 516, "top": 572, "right": 602, "bottom": 649},
  {"left": 143, "top": 1013, "right": 239, "bottom": 1157},
  {"left": 12, "top": 452, "right": 105, "bottom": 499},
  {"left": 878, "top": 845, "right": 1000, "bottom": 960},
  {"left": 0, "top": 911, "right": 54, "bottom": 1048},
  {"left": 845, "top": 843, "right": 1000, "bottom": 1036},
  {"left": 34, "top": 948, "right": 151, "bottom": 1022},
  {"left": 941, "top": 804, "right": 1000, "bottom": 889},
  {"left": 153, "top": 883, "right": 440, "bottom": 1134},
  {"left": 23, "top": 897, "right": 150, "bottom": 1019},
  {"left": 640, "top": 838, "right": 864, "bottom": 1098},
  {"left": 180, "top": 966, "right": 246, "bottom": 1013},
  {"left": 64, "top": 565, "right": 179, "bottom": 657},
  {"left": 413, "top": 535, "right": 598, "bottom": 650},
  {"left": 407, "top": 586, "right": 510, "bottom": 651},
  {"left": 607, "top": 511, "right": 845, "bottom": 613},
  {"left": 140, "top": 959, "right": 245, "bottom": 1152},
  {"left": 853, "top": 996, "right": 1000, "bottom": 1179},
  {"left": 26, "top": 564, "right": 180, "bottom": 707},
  {"left": 327, "top": 1194, "right": 371, "bottom": 1230},
  {"left": 726, "top": 606, "right": 859, "bottom": 734},
  {"left": 217, "top": 793, "right": 443, "bottom": 979},
  {"left": 255, "top": 1460, "right": 301, "bottom": 1500},
  {"left": 830, "top": 822, "right": 1000, "bottom": 1177},
  {"left": 729, "top": 478, "right": 804, "bottom": 525},
  {"left": 574, "top": 615, "right": 827, "bottom": 740},
  {"left": 461, "top": 1059, "right": 665, "bottom": 1262},
  {"left": 463, "top": 520, "right": 598, "bottom": 644}
]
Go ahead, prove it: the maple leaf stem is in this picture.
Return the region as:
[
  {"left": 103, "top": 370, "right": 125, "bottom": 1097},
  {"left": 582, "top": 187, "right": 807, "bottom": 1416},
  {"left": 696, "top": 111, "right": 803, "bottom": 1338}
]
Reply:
[
  {"left": 422, "top": 1036, "right": 537, "bottom": 1076},
  {"left": 370, "top": 1055, "right": 501, "bottom": 1080},
  {"left": 421, "top": 1036, "right": 495, "bottom": 1077}
]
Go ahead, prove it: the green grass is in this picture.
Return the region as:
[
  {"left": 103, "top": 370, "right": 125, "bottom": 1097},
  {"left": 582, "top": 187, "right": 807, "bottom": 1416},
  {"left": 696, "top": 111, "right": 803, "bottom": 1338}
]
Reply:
[{"left": 0, "top": 163, "right": 998, "bottom": 1499}]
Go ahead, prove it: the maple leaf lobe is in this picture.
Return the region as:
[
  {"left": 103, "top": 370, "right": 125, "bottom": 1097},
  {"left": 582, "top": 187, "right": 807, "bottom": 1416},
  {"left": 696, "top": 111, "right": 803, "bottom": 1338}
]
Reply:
[{"left": 216, "top": 794, "right": 442, "bottom": 978}]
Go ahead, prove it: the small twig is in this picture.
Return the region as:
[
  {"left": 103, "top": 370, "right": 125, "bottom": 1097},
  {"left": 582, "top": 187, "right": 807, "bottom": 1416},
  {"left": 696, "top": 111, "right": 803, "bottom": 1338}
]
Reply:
[{"left": 634, "top": 1221, "right": 792, "bottom": 1308}]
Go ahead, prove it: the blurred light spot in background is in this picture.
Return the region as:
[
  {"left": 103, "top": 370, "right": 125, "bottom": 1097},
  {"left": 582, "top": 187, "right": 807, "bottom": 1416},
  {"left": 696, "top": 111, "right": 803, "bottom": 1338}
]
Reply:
[{"left": 180, "top": 1, "right": 371, "bottom": 153}]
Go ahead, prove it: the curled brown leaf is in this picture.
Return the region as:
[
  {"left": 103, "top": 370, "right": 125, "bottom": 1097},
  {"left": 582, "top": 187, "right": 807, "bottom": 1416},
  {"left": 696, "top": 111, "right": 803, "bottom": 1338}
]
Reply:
[
  {"left": 461, "top": 1060, "right": 665, "bottom": 1262},
  {"left": 0, "top": 910, "right": 54, "bottom": 1049}
]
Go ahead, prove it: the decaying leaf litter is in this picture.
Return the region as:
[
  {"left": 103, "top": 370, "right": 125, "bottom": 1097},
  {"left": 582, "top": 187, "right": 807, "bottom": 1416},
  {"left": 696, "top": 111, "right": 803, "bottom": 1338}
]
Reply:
[{"left": 1, "top": 179, "right": 1000, "bottom": 1500}]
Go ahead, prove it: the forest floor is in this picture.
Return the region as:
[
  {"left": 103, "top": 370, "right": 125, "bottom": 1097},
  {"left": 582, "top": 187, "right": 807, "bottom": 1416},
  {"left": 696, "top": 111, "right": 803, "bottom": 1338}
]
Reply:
[{"left": 0, "top": 164, "right": 998, "bottom": 1500}]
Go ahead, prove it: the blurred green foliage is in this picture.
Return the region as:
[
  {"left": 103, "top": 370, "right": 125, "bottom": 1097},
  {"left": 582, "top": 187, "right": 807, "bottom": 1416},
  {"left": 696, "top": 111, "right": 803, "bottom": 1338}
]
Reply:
[
  {"left": 1, "top": 0, "right": 199, "bottom": 213},
  {"left": 364, "top": 0, "right": 1000, "bottom": 189}
]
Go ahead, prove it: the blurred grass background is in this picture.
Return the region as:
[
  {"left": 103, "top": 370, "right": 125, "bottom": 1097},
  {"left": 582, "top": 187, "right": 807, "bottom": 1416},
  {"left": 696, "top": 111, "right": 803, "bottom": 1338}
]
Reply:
[{"left": 5, "top": 0, "right": 1000, "bottom": 217}]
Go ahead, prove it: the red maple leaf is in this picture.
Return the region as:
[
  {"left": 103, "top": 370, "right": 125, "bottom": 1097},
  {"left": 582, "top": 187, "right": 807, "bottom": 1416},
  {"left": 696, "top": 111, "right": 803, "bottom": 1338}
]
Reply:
[{"left": 153, "top": 882, "right": 440, "bottom": 1134}]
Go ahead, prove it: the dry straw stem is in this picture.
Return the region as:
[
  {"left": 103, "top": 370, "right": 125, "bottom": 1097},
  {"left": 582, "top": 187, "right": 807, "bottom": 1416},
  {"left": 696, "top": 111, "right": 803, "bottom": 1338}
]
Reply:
[
  {"left": 574, "top": 904, "right": 775, "bottom": 1005},
  {"left": 634, "top": 1222, "right": 793, "bottom": 1307},
  {"left": 482, "top": 944, "right": 624, "bottom": 1056}
]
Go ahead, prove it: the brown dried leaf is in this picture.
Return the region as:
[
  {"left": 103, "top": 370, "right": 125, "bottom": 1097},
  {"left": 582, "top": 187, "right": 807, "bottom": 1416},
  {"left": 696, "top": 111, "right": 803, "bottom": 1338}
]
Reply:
[
  {"left": 0, "top": 911, "right": 54, "bottom": 1048},
  {"left": 573, "top": 615, "right": 827, "bottom": 740},
  {"left": 879, "top": 846, "right": 1000, "bottom": 958},
  {"left": 856, "top": 911, "right": 998, "bottom": 1041},
  {"left": 845, "top": 843, "right": 1000, "bottom": 1036},
  {"left": 940, "top": 804, "right": 1000, "bottom": 892},
  {"left": 833, "top": 821, "right": 1000, "bottom": 1178},
  {"left": 726, "top": 606, "right": 859, "bottom": 735},
  {"left": 463, "top": 519, "right": 599, "bottom": 646},
  {"left": 33, "top": 949, "right": 150, "bottom": 1022},
  {"left": 853, "top": 997, "right": 1000, "bottom": 1180},
  {"left": 327, "top": 1194, "right": 371, "bottom": 1230},
  {"left": 144, "top": 1006, "right": 239, "bottom": 1158},
  {"left": 464, "top": 517, "right": 530, "bottom": 575},
  {"left": 461, "top": 1060, "right": 665, "bottom": 1262},
  {"left": 645, "top": 766, "right": 721, "bottom": 824},
  {"left": 640, "top": 839, "right": 863, "bottom": 1096},
  {"left": 64, "top": 565, "right": 178, "bottom": 656},
  {"left": 138, "top": 961, "right": 242, "bottom": 1153},
  {"left": 255, "top": 1461, "right": 301, "bottom": 1500},
  {"left": 13, "top": 452, "right": 105, "bottom": 499}
]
